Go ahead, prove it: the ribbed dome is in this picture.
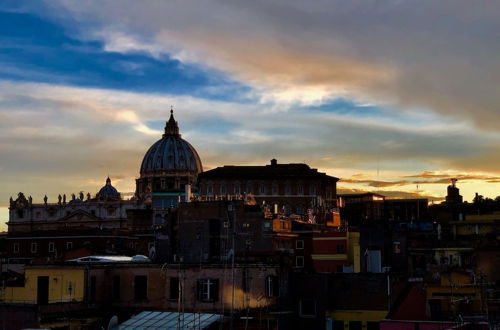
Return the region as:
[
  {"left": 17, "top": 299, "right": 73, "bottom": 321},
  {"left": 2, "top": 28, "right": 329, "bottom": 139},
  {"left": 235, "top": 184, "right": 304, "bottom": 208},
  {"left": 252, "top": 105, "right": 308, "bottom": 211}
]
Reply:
[
  {"left": 97, "top": 177, "right": 120, "bottom": 200},
  {"left": 140, "top": 110, "right": 202, "bottom": 175}
]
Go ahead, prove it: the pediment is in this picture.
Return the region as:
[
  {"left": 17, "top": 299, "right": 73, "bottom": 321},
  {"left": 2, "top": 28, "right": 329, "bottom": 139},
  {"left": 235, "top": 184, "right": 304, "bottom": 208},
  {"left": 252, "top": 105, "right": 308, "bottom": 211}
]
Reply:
[{"left": 58, "top": 210, "right": 101, "bottom": 223}]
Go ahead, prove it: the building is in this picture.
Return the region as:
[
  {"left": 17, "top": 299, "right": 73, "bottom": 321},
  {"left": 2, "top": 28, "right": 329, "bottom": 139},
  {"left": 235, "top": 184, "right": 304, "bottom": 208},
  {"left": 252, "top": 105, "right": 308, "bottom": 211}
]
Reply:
[
  {"left": 198, "top": 158, "right": 339, "bottom": 216},
  {"left": 135, "top": 109, "right": 203, "bottom": 214},
  {"left": 7, "top": 177, "right": 137, "bottom": 233},
  {"left": 338, "top": 193, "right": 385, "bottom": 225},
  {"left": 5, "top": 178, "right": 153, "bottom": 265}
]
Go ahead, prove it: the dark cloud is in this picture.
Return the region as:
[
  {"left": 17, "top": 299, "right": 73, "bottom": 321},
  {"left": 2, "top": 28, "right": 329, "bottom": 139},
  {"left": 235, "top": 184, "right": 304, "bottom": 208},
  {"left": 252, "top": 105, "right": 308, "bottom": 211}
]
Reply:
[{"left": 40, "top": 0, "right": 500, "bottom": 130}]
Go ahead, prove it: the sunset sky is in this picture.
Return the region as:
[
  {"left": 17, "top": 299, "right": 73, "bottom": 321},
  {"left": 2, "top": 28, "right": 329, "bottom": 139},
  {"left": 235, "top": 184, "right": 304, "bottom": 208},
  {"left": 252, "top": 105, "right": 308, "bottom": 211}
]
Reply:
[{"left": 1, "top": 1, "right": 500, "bottom": 229}]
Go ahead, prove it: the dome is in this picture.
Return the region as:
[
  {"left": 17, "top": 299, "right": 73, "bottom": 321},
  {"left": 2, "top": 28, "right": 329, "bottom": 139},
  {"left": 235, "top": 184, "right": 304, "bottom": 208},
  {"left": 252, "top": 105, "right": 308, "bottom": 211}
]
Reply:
[
  {"left": 140, "top": 110, "right": 202, "bottom": 175},
  {"left": 97, "top": 177, "right": 120, "bottom": 200}
]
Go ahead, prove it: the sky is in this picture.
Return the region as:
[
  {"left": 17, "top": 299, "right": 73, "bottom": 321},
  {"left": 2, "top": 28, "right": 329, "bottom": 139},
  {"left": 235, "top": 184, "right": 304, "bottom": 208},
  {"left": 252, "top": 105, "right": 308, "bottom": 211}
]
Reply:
[{"left": 1, "top": 0, "right": 500, "bottom": 229}]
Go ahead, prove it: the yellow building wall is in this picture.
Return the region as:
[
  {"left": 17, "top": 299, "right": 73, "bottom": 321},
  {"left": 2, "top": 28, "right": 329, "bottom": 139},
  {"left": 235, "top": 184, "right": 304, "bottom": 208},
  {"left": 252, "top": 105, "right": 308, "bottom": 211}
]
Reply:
[
  {"left": 347, "top": 232, "right": 361, "bottom": 273},
  {"left": 1, "top": 267, "right": 85, "bottom": 304},
  {"left": 328, "top": 310, "right": 388, "bottom": 328}
]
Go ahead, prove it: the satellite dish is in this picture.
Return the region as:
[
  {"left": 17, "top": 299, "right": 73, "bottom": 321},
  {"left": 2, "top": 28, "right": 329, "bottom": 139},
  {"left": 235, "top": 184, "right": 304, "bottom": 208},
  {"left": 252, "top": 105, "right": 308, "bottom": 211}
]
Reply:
[{"left": 107, "top": 315, "right": 118, "bottom": 330}]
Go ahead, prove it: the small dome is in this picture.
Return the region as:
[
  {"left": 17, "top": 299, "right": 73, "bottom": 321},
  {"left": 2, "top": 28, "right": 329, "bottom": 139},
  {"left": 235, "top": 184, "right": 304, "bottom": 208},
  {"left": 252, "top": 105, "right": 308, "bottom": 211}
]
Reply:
[
  {"left": 97, "top": 177, "right": 120, "bottom": 200},
  {"left": 140, "top": 110, "right": 202, "bottom": 175}
]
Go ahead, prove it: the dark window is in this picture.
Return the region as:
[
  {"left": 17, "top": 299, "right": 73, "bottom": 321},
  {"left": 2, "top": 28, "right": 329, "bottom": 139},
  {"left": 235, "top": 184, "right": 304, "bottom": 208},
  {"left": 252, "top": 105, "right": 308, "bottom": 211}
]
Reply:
[
  {"left": 197, "top": 279, "right": 219, "bottom": 302},
  {"left": 266, "top": 275, "right": 280, "bottom": 297},
  {"left": 134, "top": 275, "right": 148, "bottom": 300},
  {"left": 333, "top": 320, "right": 344, "bottom": 329},
  {"left": 209, "top": 218, "right": 221, "bottom": 236},
  {"left": 17, "top": 210, "right": 24, "bottom": 218},
  {"left": 336, "top": 244, "right": 345, "bottom": 254},
  {"left": 336, "top": 264, "right": 343, "bottom": 273},
  {"left": 296, "top": 256, "right": 304, "bottom": 268},
  {"left": 112, "top": 275, "right": 120, "bottom": 300},
  {"left": 91, "top": 210, "right": 96, "bottom": 216},
  {"left": 367, "top": 322, "right": 380, "bottom": 330},
  {"left": 299, "top": 299, "right": 316, "bottom": 317},
  {"left": 37, "top": 276, "right": 49, "bottom": 305},
  {"left": 295, "top": 240, "right": 304, "bottom": 249},
  {"left": 170, "top": 277, "right": 180, "bottom": 300},
  {"left": 13, "top": 243, "right": 19, "bottom": 253},
  {"left": 90, "top": 276, "right": 96, "bottom": 302},
  {"left": 349, "top": 321, "right": 362, "bottom": 330}
]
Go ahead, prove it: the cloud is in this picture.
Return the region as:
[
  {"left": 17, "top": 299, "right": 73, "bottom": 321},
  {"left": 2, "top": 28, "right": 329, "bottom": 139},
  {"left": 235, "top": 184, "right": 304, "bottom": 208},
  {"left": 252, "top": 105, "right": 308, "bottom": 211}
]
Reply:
[
  {"left": 337, "top": 186, "right": 442, "bottom": 201},
  {"left": 36, "top": 0, "right": 500, "bottom": 130},
  {"left": 0, "top": 79, "right": 498, "bottom": 210}
]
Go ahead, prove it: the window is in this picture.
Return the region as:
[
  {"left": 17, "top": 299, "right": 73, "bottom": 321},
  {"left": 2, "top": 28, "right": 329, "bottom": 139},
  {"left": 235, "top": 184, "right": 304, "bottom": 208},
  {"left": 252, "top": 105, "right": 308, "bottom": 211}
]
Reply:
[
  {"left": 285, "top": 184, "right": 291, "bottom": 195},
  {"left": 367, "top": 322, "right": 380, "bottom": 330},
  {"left": 295, "top": 240, "right": 304, "bottom": 250},
  {"left": 90, "top": 276, "right": 96, "bottom": 302},
  {"left": 266, "top": 275, "right": 280, "bottom": 297},
  {"left": 66, "top": 241, "right": 73, "bottom": 250},
  {"left": 272, "top": 183, "right": 278, "bottom": 195},
  {"left": 112, "top": 275, "right": 121, "bottom": 300},
  {"left": 170, "top": 277, "right": 180, "bottom": 300},
  {"left": 35, "top": 211, "right": 41, "bottom": 219},
  {"left": 246, "top": 181, "right": 253, "bottom": 194},
  {"left": 207, "top": 184, "right": 213, "bottom": 195},
  {"left": 197, "top": 279, "right": 219, "bottom": 302},
  {"left": 134, "top": 275, "right": 148, "bottom": 300},
  {"left": 91, "top": 210, "right": 96, "bottom": 216},
  {"left": 336, "top": 244, "right": 345, "bottom": 254},
  {"left": 393, "top": 241, "right": 401, "bottom": 254},
  {"left": 31, "top": 242, "right": 37, "bottom": 253},
  {"left": 297, "top": 184, "right": 303, "bottom": 195},
  {"left": 349, "top": 321, "right": 362, "bottom": 330},
  {"left": 220, "top": 183, "right": 226, "bottom": 195},
  {"left": 233, "top": 182, "right": 240, "bottom": 195},
  {"left": 17, "top": 210, "right": 24, "bottom": 219},
  {"left": 259, "top": 183, "right": 266, "bottom": 195},
  {"left": 333, "top": 321, "right": 344, "bottom": 330},
  {"left": 48, "top": 242, "right": 55, "bottom": 253},
  {"left": 13, "top": 242, "right": 20, "bottom": 253},
  {"left": 309, "top": 184, "right": 316, "bottom": 195},
  {"left": 161, "top": 179, "right": 166, "bottom": 189},
  {"left": 299, "top": 299, "right": 316, "bottom": 317},
  {"left": 296, "top": 256, "right": 304, "bottom": 268}
]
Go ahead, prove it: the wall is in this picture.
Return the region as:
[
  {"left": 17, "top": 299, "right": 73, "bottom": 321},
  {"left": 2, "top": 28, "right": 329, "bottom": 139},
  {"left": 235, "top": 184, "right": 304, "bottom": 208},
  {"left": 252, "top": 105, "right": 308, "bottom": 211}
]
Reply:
[{"left": 1, "top": 266, "right": 85, "bottom": 304}]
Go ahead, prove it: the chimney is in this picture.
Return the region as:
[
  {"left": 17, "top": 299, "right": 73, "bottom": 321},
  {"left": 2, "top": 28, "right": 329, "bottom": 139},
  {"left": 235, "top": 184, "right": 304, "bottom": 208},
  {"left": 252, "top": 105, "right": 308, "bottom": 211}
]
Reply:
[{"left": 271, "top": 158, "right": 277, "bottom": 166}]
